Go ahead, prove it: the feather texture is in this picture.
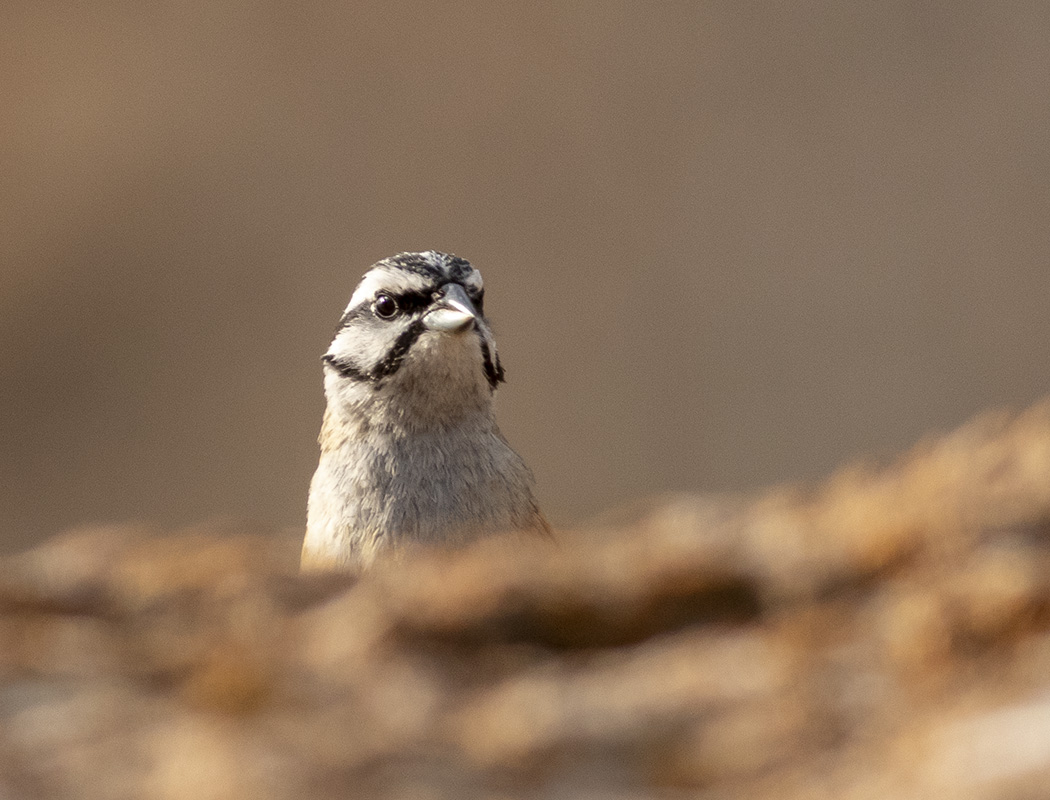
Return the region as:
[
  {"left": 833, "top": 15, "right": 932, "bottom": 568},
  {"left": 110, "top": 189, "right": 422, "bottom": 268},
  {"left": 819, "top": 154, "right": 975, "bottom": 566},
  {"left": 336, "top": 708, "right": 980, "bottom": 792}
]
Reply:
[{"left": 302, "top": 252, "right": 549, "bottom": 571}]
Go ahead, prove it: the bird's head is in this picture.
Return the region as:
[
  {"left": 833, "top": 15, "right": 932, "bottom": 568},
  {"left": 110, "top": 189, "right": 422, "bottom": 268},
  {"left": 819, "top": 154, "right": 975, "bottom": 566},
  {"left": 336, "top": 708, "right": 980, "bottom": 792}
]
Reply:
[{"left": 322, "top": 251, "right": 504, "bottom": 428}]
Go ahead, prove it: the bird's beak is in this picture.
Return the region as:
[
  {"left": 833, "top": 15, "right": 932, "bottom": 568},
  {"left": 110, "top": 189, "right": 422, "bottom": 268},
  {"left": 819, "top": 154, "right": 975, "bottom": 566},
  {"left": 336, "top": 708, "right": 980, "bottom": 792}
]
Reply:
[{"left": 423, "top": 283, "right": 478, "bottom": 332}]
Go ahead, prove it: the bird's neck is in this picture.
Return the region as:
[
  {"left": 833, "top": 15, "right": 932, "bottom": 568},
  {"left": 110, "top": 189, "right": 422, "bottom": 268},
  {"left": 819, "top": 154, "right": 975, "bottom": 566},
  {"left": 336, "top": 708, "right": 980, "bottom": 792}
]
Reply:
[{"left": 319, "top": 377, "right": 495, "bottom": 452}]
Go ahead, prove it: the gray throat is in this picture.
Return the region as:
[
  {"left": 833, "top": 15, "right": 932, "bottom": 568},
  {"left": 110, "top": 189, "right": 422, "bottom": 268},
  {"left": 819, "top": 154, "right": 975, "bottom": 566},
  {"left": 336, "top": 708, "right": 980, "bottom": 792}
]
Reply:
[{"left": 304, "top": 393, "right": 540, "bottom": 569}]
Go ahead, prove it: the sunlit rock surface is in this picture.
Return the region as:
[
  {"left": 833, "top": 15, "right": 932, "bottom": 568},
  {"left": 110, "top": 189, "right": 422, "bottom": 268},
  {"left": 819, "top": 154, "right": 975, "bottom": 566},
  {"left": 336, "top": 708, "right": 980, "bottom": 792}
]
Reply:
[{"left": 4, "top": 403, "right": 1050, "bottom": 798}]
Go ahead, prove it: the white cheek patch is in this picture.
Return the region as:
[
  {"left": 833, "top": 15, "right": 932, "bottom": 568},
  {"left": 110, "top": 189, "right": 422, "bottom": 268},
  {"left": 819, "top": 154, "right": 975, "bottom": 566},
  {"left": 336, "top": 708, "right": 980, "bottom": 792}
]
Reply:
[{"left": 328, "top": 318, "right": 396, "bottom": 368}]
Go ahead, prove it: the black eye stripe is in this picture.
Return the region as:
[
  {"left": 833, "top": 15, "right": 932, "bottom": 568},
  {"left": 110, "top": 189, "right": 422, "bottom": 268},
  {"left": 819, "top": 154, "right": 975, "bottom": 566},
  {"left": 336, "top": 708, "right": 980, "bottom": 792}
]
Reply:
[
  {"left": 377, "top": 284, "right": 484, "bottom": 317},
  {"left": 389, "top": 289, "right": 433, "bottom": 313},
  {"left": 335, "top": 290, "right": 431, "bottom": 331}
]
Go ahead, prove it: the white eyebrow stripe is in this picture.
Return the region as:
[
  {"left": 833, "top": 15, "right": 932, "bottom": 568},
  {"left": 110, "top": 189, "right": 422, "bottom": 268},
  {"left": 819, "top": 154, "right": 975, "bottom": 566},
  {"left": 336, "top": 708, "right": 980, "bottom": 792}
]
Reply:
[{"left": 346, "top": 267, "right": 436, "bottom": 310}]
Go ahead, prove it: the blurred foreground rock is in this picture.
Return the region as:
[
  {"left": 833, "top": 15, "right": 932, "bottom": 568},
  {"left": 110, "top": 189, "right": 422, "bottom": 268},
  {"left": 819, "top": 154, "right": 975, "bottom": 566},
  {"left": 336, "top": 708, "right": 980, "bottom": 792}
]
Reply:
[{"left": 5, "top": 404, "right": 1050, "bottom": 798}]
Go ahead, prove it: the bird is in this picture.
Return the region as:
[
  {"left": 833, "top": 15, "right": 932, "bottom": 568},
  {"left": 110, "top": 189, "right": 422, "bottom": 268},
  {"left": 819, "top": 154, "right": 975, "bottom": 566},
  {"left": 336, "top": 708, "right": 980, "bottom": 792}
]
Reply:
[{"left": 301, "top": 251, "right": 551, "bottom": 571}]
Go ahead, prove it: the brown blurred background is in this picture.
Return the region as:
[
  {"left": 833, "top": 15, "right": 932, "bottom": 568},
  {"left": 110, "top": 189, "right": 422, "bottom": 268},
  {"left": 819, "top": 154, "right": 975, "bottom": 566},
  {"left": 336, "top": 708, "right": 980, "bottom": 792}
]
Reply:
[{"left": 2, "top": 1, "right": 1048, "bottom": 553}]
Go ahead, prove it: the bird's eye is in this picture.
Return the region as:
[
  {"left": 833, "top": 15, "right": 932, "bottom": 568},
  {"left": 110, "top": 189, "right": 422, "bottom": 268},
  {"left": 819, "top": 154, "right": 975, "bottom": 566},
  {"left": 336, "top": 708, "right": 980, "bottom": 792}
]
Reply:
[{"left": 373, "top": 294, "right": 399, "bottom": 320}]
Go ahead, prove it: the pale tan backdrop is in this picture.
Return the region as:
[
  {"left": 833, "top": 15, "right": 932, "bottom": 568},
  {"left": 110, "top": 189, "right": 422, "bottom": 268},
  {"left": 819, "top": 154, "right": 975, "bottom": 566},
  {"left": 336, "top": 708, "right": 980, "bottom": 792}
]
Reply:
[{"left": 2, "top": 1, "right": 1049, "bottom": 552}]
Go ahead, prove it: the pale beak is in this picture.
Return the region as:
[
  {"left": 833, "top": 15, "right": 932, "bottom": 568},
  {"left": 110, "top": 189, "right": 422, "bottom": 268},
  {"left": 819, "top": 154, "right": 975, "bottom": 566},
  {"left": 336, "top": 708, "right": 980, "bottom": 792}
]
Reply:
[{"left": 422, "top": 283, "right": 478, "bottom": 332}]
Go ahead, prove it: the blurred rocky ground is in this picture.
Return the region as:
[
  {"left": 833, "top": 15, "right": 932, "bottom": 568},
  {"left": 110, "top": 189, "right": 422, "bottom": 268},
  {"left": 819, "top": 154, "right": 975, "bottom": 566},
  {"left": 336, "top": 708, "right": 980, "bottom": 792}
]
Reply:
[{"left": 4, "top": 402, "right": 1050, "bottom": 799}]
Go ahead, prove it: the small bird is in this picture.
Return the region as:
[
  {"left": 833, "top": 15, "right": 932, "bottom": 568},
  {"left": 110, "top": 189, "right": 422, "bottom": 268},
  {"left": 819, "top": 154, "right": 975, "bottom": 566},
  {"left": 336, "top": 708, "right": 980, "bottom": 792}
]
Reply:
[{"left": 301, "top": 251, "right": 550, "bottom": 571}]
